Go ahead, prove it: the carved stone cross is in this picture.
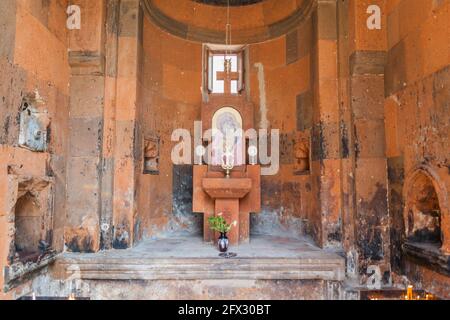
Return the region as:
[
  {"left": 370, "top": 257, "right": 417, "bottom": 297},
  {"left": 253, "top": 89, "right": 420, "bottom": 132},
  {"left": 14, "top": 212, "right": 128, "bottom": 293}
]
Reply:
[{"left": 216, "top": 59, "right": 239, "bottom": 94}]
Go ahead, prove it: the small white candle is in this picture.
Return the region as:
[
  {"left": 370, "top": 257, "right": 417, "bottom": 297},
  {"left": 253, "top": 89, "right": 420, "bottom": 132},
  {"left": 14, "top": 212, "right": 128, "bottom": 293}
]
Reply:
[
  {"left": 248, "top": 146, "right": 258, "bottom": 165},
  {"left": 195, "top": 145, "right": 205, "bottom": 165}
]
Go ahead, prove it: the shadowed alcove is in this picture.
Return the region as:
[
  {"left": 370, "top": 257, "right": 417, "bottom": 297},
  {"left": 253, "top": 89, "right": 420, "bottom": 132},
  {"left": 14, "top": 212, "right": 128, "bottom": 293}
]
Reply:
[
  {"left": 14, "top": 192, "right": 42, "bottom": 261},
  {"left": 404, "top": 171, "right": 442, "bottom": 246}
]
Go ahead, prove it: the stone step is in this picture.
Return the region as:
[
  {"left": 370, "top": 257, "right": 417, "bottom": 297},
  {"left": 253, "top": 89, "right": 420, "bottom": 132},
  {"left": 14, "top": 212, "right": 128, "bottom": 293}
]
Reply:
[{"left": 56, "top": 256, "right": 345, "bottom": 281}]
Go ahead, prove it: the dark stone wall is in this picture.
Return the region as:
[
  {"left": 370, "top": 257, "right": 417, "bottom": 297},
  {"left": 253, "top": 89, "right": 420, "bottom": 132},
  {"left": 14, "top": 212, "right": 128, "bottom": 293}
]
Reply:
[{"left": 172, "top": 165, "right": 202, "bottom": 234}]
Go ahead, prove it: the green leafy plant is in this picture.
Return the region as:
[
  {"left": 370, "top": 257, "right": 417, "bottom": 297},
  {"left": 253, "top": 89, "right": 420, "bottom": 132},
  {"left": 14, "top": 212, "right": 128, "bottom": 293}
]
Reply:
[{"left": 208, "top": 214, "right": 237, "bottom": 234}]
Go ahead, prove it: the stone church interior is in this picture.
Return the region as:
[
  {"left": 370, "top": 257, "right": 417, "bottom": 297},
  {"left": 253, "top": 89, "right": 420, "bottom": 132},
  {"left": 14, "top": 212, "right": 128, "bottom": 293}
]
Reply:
[{"left": 0, "top": 0, "right": 449, "bottom": 300}]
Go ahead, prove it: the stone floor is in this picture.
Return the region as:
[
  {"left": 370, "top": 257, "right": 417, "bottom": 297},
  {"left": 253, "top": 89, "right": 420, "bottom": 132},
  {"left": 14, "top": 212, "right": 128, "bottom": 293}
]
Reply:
[{"left": 71, "top": 234, "right": 336, "bottom": 258}]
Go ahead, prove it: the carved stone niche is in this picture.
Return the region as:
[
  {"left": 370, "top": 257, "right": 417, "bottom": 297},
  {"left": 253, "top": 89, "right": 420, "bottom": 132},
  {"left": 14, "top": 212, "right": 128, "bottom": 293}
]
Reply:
[
  {"left": 293, "top": 132, "right": 310, "bottom": 175},
  {"left": 404, "top": 169, "right": 443, "bottom": 246},
  {"left": 4, "top": 174, "right": 55, "bottom": 289},
  {"left": 18, "top": 96, "right": 50, "bottom": 152},
  {"left": 402, "top": 166, "right": 450, "bottom": 274},
  {"left": 143, "top": 136, "right": 160, "bottom": 174}
]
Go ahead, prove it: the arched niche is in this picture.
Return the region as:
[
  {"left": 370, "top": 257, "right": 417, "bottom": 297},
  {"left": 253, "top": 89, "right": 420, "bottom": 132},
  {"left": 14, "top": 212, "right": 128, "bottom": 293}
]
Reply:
[
  {"left": 211, "top": 106, "right": 245, "bottom": 166},
  {"left": 403, "top": 165, "right": 449, "bottom": 253},
  {"left": 212, "top": 106, "right": 243, "bottom": 134},
  {"left": 14, "top": 192, "right": 42, "bottom": 258},
  {"left": 142, "top": 0, "right": 315, "bottom": 44}
]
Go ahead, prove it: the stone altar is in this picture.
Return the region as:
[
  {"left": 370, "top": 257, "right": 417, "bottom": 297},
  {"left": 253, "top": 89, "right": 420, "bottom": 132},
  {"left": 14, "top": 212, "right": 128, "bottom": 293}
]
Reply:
[{"left": 193, "top": 92, "right": 261, "bottom": 245}]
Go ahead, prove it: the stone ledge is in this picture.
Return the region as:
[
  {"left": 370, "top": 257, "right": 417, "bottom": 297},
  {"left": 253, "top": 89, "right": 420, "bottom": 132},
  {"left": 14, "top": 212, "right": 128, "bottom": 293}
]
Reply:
[
  {"left": 56, "top": 256, "right": 345, "bottom": 281},
  {"left": 350, "top": 51, "right": 386, "bottom": 76},
  {"left": 69, "top": 51, "right": 105, "bottom": 76},
  {"left": 403, "top": 242, "right": 450, "bottom": 276},
  {"left": 3, "top": 252, "right": 58, "bottom": 292}
]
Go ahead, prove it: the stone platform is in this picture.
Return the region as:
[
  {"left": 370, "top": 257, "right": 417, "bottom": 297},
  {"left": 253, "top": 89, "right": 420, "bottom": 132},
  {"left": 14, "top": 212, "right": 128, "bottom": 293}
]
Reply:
[{"left": 45, "top": 235, "right": 347, "bottom": 299}]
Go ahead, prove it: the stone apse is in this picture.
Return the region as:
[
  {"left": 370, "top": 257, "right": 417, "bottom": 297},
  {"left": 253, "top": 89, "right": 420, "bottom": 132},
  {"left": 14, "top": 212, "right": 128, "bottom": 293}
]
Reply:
[{"left": 0, "top": 0, "right": 449, "bottom": 299}]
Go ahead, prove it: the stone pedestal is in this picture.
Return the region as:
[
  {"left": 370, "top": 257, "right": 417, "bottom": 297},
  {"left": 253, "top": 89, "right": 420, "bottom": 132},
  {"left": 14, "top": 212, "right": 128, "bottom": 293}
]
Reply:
[
  {"left": 201, "top": 177, "right": 251, "bottom": 245},
  {"left": 215, "top": 199, "right": 240, "bottom": 244},
  {"left": 193, "top": 165, "right": 261, "bottom": 245}
]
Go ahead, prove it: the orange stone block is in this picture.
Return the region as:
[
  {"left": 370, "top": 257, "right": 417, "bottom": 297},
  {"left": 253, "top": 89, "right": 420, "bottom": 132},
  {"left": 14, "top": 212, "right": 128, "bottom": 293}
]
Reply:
[
  {"left": 349, "top": 0, "right": 387, "bottom": 52},
  {"left": 193, "top": 165, "right": 261, "bottom": 245},
  {"left": 215, "top": 199, "right": 240, "bottom": 245}
]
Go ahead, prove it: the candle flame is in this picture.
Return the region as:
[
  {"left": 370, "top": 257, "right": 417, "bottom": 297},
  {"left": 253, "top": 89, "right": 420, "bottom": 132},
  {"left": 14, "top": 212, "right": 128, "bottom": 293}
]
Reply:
[{"left": 406, "top": 285, "right": 413, "bottom": 300}]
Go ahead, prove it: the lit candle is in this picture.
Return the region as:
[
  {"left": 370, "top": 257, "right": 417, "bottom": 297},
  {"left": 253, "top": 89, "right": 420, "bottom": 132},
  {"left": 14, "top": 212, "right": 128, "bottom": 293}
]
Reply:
[
  {"left": 407, "top": 285, "right": 413, "bottom": 300},
  {"left": 248, "top": 146, "right": 257, "bottom": 165},
  {"left": 195, "top": 145, "right": 205, "bottom": 165}
]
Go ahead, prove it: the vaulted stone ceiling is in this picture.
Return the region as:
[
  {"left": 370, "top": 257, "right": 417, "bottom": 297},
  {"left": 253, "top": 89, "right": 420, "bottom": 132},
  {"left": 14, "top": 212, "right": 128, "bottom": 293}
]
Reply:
[
  {"left": 143, "top": 0, "right": 315, "bottom": 44},
  {"left": 192, "top": 0, "right": 264, "bottom": 6}
]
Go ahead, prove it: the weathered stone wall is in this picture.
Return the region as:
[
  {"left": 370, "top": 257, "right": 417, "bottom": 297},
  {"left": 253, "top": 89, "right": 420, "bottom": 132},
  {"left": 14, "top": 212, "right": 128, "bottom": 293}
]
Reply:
[
  {"left": 248, "top": 21, "right": 313, "bottom": 238},
  {"left": 109, "top": 0, "right": 143, "bottom": 249},
  {"left": 348, "top": 0, "right": 390, "bottom": 282},
  {"left": 333, "top": 0, "right": 391, "bottom": 284},
  {"left": 63, "top": 0, "right": 146, "bottom": 252},
  {"left": 64, "top": 0, "right": 105, "bottom": 253},
  {"left": 0, "top": 0, "right": 70, "bottom": 298},
  {"left": 384, "top": 0, "right": 450, "bottom": 296},
  {"left": 137, "top": 15, "right": 203, "bottom": 239},
  {"left": 308, "top": 0, "right": 344, "bottom": 249},
  {"left": 12, "top": 270, "right": 346, "bottom": 300}
]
